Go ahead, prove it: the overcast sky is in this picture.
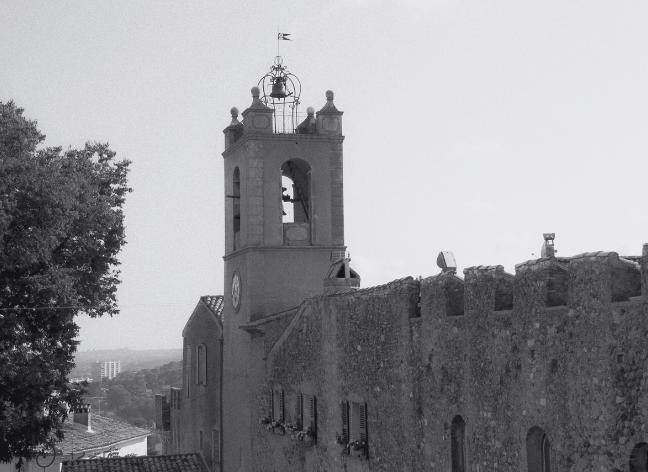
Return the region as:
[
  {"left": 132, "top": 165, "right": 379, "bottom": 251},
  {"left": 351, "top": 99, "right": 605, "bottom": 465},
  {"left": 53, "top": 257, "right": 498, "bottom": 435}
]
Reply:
[{"left": 1, "top": 1, "right": 646, "bottom": 352}]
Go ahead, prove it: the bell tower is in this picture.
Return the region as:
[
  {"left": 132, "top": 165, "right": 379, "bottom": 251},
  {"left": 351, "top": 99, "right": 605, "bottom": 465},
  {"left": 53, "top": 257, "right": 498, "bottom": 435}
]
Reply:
[{"left": 220, "top": 57, "right": 345, "bottom": 471}]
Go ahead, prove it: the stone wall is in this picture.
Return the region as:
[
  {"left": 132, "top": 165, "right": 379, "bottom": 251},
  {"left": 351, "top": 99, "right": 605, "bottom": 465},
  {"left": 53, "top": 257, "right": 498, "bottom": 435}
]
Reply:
[{"left": 256, "top": 249, "right": 648, "bottom": 472}]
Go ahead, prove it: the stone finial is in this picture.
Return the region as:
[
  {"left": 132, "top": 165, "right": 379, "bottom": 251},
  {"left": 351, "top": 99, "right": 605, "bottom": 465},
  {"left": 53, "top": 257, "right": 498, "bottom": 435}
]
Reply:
[
  {"left": 230, "top": 107, "right": 240, "bottom": 126},
  {"left": 249, "top": 86, "right": 271, "bottom": 110},
  {"left": 316, "top": 90, "right": 343, "bottom": 135},
  {"left": 319, "top": 90, "right": 338, "bottom": 112},
  {"left": 296, "top": 107, "right": 317, "bottom": 135}
]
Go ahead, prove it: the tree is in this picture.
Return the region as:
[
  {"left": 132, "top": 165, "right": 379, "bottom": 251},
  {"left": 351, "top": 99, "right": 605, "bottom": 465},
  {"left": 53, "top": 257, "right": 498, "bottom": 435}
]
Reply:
[
  {"left": 106, "top": 385, "right": 132, "bottom": 410},
  {"left": 0, "top": 101, "right": 131, "bottom": 464}
]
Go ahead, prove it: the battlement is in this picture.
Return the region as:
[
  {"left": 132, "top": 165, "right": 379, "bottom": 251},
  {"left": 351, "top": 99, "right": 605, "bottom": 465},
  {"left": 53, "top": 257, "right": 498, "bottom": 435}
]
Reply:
[{"left": 419, "top": 244, "right": 646, "bottom": 323}]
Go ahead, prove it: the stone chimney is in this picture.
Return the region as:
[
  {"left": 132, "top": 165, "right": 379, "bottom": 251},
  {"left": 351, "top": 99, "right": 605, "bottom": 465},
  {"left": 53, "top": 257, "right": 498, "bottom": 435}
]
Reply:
[
  {"left": 73, "top": 404, "right": 92, "bottom": 432},
  {"left": 541, "top": 233, "right": 556, "bottom": 258},
  {"left": 323, "top": 256, "right": 360, "bottom": 295}
]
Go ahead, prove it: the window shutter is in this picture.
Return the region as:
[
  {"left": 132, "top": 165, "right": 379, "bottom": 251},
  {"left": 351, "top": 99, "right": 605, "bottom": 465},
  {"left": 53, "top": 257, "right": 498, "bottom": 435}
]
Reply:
[
  {"left": 310, "top": 395, "right": 317, "bottom": 428},
  {"left": 279, "top": 390, "right": 285, "bottom": 422},
  {"left": 269, "top": 389, "right": 274, "bottom": 420},
  {"left": 341, "top": 400, "right": 349, "bottom": 444},
  {"left": 297, "top": 394, "right": 303, "bottom": 430},
  {"left": 359, "top": 403, "right": 367, "bottom": 442}
]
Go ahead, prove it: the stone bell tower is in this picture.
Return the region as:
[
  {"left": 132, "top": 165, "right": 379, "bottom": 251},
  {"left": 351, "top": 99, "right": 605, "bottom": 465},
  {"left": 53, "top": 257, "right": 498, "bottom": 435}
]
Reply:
[{"left": 220, "top": 57, "right": 346, "bottom": 472}]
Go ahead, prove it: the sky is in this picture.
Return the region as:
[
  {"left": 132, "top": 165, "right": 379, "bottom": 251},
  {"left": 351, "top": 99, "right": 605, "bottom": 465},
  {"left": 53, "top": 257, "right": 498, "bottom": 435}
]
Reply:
[{"left": 1, "top": 1, "right": 647, "bottom": 352}]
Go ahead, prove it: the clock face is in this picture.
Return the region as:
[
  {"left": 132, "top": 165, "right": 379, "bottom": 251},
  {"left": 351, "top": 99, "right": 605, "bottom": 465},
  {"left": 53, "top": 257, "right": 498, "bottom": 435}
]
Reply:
[{"left": 231, "top": 272, "right": 241, "bottom": 311}]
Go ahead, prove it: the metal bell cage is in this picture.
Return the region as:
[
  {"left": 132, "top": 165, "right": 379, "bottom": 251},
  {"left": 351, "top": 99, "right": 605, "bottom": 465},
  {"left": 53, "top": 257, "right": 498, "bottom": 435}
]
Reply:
[{"left": 257, "top": 56, "right": 304, "bottom": 134}]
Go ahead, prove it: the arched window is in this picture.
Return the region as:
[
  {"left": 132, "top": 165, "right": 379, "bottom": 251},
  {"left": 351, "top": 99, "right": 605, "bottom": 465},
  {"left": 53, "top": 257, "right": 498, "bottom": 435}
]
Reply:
[
  {"left": 526, "top": 426, "right": 550, "bottom": 472},
  {"left": 629, "top": 442, "right": 648, "bottom": 472},
  {"left": 232, "top": 167, "right": 240, "bottom": 250},
  {"left": 281, "top": 159, "right": 310, "bottom": 224},
  {"left": 451, "top": 415, "right": 466, "bottom": 472}
]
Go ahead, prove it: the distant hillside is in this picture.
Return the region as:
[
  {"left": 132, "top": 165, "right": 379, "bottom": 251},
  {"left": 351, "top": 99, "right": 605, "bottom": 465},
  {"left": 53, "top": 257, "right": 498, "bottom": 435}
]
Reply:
[{"left": 70, "top": 348, "right": 183, "bottom": 379}]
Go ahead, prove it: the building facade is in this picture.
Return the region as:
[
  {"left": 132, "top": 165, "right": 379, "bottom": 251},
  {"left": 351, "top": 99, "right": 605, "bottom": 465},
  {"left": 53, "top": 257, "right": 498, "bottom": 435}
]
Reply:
[
  {"left": 156, "top": 65, "right": 648, "bottom": 472},
  {"left": 91, "top": 360, "right": 121, "bottom": 380}
]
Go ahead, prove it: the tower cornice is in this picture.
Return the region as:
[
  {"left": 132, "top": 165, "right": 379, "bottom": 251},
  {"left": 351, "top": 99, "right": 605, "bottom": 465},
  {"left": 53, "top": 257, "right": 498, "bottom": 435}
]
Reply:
[
  {"left": 221, "top": 132, "right": 345, "bottom": 158},
  {"left": 222, "top": 244, "right": 346, "bottom": 262}
]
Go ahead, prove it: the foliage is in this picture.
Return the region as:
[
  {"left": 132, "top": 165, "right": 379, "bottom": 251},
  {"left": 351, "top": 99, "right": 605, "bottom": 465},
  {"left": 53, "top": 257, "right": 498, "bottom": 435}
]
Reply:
[
  {"left": 106, "top": 386, "right": 131, "bottom": 410},
  {"left": 85, "top": 361, "right": 182, "bottom": 428},
  {"left": 0, "top": 100, "right": 131, "bottom": 464}
]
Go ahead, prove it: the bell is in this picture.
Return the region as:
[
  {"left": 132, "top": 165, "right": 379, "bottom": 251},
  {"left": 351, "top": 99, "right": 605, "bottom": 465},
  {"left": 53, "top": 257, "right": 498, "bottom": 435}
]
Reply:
[{"left": 270, "top": 78, "right": 286, "bottom": 98}]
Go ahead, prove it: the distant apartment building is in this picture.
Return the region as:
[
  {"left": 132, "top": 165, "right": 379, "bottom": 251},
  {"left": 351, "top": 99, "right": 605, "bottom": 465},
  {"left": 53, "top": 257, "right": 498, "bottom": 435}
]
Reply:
[{"left": 91, "top": 360, "right": 122, "bottom": 380}]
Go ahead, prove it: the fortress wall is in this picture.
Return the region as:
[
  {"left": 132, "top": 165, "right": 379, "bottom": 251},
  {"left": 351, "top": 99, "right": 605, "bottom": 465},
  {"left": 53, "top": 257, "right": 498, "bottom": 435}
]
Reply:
[{"left": 257, "top": 244, "right": 648, "bottom": 472}]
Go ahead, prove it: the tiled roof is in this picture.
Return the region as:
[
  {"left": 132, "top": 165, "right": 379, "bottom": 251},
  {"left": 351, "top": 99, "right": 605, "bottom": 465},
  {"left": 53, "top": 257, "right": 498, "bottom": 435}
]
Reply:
[
  {"left": 58, "top": 416, "right": 149, "bottom": 454},
  {"left": 62, "top": 453, "right": 207, "bottom": 472},
  {"left": 200, "top": 295, "right": 224, "bottom": 321}
]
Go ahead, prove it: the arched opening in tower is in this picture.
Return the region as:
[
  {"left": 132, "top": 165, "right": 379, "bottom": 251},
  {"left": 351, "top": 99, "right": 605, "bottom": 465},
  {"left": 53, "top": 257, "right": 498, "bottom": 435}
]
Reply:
[
  {"left": 281, "top": 159, "right": 310, "bottom": 224},
  {"left": 232, "top": 167, "right": 241, "bottom": 250}
]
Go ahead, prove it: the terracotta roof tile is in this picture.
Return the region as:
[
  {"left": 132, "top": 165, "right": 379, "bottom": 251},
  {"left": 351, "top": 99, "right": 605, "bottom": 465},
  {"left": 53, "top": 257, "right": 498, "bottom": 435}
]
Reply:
[
  {"left": 58, "top": 416, "right": 150, "bottom": 454},
  {"left": 62, "top": 453, "right": 207, "bottom": 472},
  {"left": 200, "top": 295, "right": 224, "bottom": 321}
]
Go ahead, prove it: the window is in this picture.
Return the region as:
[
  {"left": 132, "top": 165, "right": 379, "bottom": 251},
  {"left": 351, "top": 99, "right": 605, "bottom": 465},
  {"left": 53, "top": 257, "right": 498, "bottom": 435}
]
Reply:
[
  {"left": 196, "top": 345, "right": 207, "bottom": 385},
  {"left": 232, "top": 168, "right": 240, "bottom": 251},
  {"left": 270, "top": 388, "right": 284, "bottom": 422},
  {"left": 451, "top": 416, "right": 466, "bottom": 472},
  {"left": 199, "top": 430, "right": 203, "bottom": 450},
  {"left": 298, "top": 394, "right": 317, "bottom": 439},
  {"left": 185, "top": 347, "right": 191, "bottom": 397},
  {"left": 629, "top": 442, "right": 648, "bottom": 472},
  {"left": 341, "top": 400, "right": 368, "bottom": 458},
  {"left": 526, "top": 426, "right": 550, "bottom": 472}
]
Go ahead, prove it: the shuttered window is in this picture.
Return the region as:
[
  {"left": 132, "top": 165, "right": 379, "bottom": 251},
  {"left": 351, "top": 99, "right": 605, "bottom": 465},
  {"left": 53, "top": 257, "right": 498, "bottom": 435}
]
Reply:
[
  {"left": 341, "top": 400, "right": 349, "bottom": 443},
  {"left": 271, "top": 388, "right": 284, "bottom": 422},
  {"left": 279, "top": 390, "right": 285, "bottom": 422},
  {"left": 297, "top": 394, "right": 303, "bottom": 430},
  {"left": 298, "top": 394, "right": 317, "bottom": 432},
  {"left": 359, "top": 403, "right": 367, "bottom": 443},
  {"left": 269, "top": 389, "right": 274, "bottom": 420},
  {"left": 310, "top": 395, "right": 317, "bottom": 431}
]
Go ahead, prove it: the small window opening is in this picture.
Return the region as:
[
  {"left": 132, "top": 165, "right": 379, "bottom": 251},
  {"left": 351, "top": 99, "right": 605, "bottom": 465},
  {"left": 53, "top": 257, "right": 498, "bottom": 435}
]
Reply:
[
  {"left": 451, "top": 415, "right": 466, "bottom": 472},
  {"left": 232, "top": 168, "right": 240, "bottom": 250},
  {"left": 527, "top": 426, "right": 551, "bottom": 472},
  {"left": 629, "top": 442, "right": 648, "bottom": 472}
]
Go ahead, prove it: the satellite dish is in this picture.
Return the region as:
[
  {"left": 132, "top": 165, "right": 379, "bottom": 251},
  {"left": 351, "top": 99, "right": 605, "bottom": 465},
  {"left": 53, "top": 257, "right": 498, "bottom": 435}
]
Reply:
[{"left": 437, "top": 251, "right": 457, "bottom": 273}]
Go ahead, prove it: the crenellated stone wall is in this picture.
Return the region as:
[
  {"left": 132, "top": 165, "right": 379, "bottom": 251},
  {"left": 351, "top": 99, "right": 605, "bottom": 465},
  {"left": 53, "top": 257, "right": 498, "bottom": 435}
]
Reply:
[{"left": 254, "top": 246, "right": 648, "bottom": 472}]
